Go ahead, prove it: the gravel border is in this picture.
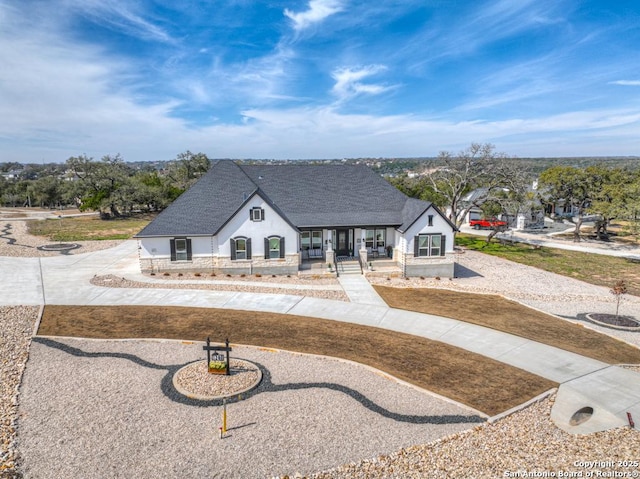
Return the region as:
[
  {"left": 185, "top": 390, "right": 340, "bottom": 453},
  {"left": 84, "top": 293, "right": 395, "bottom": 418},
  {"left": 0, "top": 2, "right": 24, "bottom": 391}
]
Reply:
[
  {"left": 0, "top": 306, "right": 38, "bottom": 478},
  {"left": 91, "top": 274, "right": 349, "bottom": 302},
  {"left": 16, "top": 338, "right": 480, "bottom": 479}
]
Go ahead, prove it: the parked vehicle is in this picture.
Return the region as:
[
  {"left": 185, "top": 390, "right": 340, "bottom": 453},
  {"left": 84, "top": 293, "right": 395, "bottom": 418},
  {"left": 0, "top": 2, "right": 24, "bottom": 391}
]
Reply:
[{"left": 469, "top": 218, "right": 508, "bottom": 229}]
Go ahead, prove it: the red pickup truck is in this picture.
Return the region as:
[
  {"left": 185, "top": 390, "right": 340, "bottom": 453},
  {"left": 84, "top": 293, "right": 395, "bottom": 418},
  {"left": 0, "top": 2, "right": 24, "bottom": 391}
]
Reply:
[{"left": 469, "top": 218, "right": 508, "bottom": 229}]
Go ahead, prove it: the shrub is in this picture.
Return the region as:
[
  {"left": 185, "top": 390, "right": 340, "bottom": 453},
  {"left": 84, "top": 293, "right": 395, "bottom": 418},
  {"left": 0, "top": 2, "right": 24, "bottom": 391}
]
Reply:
[
  {"left": 255, "top": 273, "right": 262, "bottom": 278},
  {"left": 194, "top": 272, "right": 201, "bottom": 277},
  {"left": 163, "top": 272, "right": 170, "bottom": 276}
]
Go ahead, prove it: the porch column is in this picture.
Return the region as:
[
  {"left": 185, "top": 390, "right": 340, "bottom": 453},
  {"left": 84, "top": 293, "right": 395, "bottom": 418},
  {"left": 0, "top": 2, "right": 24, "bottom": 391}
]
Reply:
[
  {"left": 325, "top": 230, "right": 335, "bottom": 266},
  {"left": 359, "top": 230, "right": 368, "bottom": 266}
]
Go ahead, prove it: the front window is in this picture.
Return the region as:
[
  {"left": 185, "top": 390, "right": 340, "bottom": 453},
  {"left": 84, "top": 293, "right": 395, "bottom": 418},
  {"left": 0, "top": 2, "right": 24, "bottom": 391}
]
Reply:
[
  {"left": 235, "top": 238, "right": 247, "bottom": 260},
  {"left": 269, "top": 237, "right": 280, "bottom": 259},
  {"left": 366, "top": 229, "right": 386, "bottom": 249},
  {"left": 418, "top": 235, "right": 430, "bottom": 257},
  {"left": 365, "top": 229, "right": 374, "bottom": 249},
  {"left": 311, "top": 231, "right": 322, "bottom": 249},
  {"left": 301, "top": 232, "right": 311, "bottom": 250},
  {"left": 175, "top": 238, "right": 188, "bottom": 261},
  {"left": 430, "top": 235, "right": 441, "bottom": 256},
  {"left": 417, "top": 234, "right": 443, "bottom": 257},
  {"left": 301, "top": 231, "right": 322, "bottom": 250}
]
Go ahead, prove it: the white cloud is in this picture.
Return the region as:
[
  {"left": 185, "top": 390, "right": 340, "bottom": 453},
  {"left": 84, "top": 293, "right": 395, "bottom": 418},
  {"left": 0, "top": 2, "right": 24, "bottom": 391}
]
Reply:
[
  {"left": 331, "top": 65, "right": 391, "bottom": 101},
  {"left": 64, "top": 0, "right": 174, "bottom": 43},
  {"left": 284, "top": 0, "right": 343, "bottom": 31},
  {"left": 610, "top": 80, "right": 640, "bottom": 86}
]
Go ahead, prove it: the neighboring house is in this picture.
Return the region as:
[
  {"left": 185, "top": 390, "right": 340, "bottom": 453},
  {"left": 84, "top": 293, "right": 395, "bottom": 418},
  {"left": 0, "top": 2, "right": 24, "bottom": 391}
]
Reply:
[{"left": 135, "top": 160, "right": 457, "bottom": 277}]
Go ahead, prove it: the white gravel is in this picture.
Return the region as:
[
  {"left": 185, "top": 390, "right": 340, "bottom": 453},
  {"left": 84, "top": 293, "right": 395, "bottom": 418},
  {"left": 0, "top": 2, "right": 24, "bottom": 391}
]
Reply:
[
  {"left": 0, "top": 220, "right": 121, "bottom": 257},
  {"left": 0, "top": 306, "right": 38, "bottom": 478},
  {"left": 17, "top": 339, "right": 479, "bottom": 479}
]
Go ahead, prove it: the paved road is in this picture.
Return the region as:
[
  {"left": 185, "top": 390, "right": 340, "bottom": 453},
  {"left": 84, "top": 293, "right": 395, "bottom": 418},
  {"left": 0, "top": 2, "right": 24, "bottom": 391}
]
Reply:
[{"left": 1, "top": 240, "right": 639, "bottom": 433}]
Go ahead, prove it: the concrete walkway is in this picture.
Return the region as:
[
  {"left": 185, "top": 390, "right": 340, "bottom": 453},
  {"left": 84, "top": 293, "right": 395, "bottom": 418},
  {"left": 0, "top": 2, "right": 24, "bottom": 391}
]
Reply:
[
  {"left": 337, "top": 274, "right": 388, "bottom": 306},
  {"left": 1, "top": 240, "right": 639, "bottom": 433}
]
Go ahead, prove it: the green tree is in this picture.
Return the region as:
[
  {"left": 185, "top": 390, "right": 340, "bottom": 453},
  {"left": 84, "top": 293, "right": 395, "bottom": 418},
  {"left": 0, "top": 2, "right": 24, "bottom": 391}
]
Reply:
[
  {"left": 539, "top": 165, "right": 606, "bottom": 242},
  {"left": 166, "top": 151, "right": 210, "bottom": 192},
  {"left": 66, "top": 154, "right": 133, "bottom": 218}
]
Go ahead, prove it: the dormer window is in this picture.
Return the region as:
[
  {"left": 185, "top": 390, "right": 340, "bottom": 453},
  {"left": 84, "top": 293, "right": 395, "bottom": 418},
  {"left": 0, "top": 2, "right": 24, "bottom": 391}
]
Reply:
[{"left": 250, "top": 207, "right": 264, "bottom": 222}]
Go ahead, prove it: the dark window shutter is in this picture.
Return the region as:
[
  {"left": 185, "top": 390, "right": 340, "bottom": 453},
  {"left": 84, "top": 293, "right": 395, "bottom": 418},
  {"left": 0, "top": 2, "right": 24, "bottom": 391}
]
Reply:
[
  {"left": 414, "top": 236, "right": 419, "bottom": 257},
  {"left": 440, "top": 235, "right": 446, "bottom": 256},
  {"left": 246, "top": 238, "right": 252, "bottom": 260},
  {"left": 230, "top": 239, "right": 236, "bottom": 260},
  {"left": 249, "top": 209, "right": 253, "bottom": 221},
  {"left": 170, "top": 239, "right": 176, "bottom": 261},
  {"left": 264, "top": 238, "right": 269, "bottom": 259},
  {"left": 279, "top": 236, "right": 285, "bottom": 258},
  {"left": 261, "top": 208, "right": 265, "bottom": 220},
  {"left": 186, "top": 239, "right": 192, "bottom": 260}
]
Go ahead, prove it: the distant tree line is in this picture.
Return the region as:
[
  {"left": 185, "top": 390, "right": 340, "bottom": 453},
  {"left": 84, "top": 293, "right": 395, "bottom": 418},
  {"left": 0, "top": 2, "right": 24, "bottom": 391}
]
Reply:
[
  {"left": 0, "top": 151, "right": 210, "bottom": 218},
  {"left": 387, "top": 143, "right": 640, "bottom": 242}
]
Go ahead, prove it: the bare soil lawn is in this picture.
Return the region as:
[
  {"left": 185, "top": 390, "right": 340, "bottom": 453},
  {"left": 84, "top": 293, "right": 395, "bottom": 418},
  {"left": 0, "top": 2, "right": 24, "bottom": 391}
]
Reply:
[
  {"left": 374, "top": 286, "right": 640, "bottom": 365},
  {"left": 39, "top": 305, "right": 556, "bottom": 416}
]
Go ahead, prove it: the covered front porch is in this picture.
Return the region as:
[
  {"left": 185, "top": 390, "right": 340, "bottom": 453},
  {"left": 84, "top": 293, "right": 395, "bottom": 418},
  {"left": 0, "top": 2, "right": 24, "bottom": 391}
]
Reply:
[{"left": 299, "top": 226, "right": 396, "bottom": 264}]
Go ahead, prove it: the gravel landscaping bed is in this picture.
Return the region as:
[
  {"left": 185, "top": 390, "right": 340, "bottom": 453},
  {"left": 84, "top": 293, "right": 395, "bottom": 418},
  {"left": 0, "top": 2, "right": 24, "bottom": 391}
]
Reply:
[
  {"left": 0, "top": 221, "right": 121, "bottom": 258},
  {"left": 17, "top": 339, "right": 479, "bottom": 479},
  {"left": 91, "top": 274, "right": 349, "bottom": 301},
  {"left": 0, "top": 306, "right": 38, "bottom": 478},
  {"left": 304, "top": 395, "right": 640, "bottom": 479}
]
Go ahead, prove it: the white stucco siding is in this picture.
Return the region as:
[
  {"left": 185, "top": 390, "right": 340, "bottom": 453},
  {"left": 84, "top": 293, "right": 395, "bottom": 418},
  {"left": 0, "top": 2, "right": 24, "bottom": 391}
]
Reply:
[
  {"left": 138, "top": 236, "right": 212, "bottom": 259},
  {"left": 217, "top": 195, "right": 298, "bottom": 257},
  {"left": 403, "top": 207, "right": 455, "bottom": 253}
]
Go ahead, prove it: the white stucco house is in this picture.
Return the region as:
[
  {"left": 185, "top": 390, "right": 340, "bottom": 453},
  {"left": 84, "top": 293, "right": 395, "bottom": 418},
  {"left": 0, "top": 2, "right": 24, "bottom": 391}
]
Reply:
[{"left": 135, "top": 160, "right": 458, "bottom": 277}]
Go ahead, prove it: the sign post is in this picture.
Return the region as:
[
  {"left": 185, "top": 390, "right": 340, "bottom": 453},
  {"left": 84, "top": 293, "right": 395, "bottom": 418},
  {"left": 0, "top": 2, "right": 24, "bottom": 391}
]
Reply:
[{"left": 203, "top": 337, "right": 232, "bottom": 375}]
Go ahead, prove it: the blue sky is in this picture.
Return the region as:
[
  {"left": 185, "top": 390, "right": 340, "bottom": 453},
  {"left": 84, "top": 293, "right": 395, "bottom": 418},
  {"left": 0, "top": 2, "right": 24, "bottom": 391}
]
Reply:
[{"left": 1, "top": 0, "right": 639, "bottom": 162}]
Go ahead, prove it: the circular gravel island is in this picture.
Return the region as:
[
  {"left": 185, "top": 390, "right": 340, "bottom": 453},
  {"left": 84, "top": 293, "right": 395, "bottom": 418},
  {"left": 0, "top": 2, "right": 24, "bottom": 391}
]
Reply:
[
  {"left": 36, "top": 243, "right": 81, "bottom": 252},
  {"left": 585, "top": 312, "right": 640, "bottom": 331},
  {"left": 173, "top": 359, "right": 262, "bottom": 400}
]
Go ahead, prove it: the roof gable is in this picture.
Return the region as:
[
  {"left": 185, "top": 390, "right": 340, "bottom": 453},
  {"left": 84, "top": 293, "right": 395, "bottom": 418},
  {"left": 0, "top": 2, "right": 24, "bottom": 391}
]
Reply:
[{"left": 136, "top": 160, "right": 258, "bottom": 237}]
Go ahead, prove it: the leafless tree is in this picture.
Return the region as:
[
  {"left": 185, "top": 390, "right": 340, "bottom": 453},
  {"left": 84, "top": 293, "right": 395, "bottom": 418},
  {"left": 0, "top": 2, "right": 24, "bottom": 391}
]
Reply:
[{"left": 427, "top": 143, "right": 514, "bottom": 227}]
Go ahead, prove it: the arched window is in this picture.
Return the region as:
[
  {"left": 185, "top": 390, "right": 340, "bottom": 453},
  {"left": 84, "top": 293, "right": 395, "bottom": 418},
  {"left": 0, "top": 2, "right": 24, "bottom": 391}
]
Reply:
[
  {"left": 264, "top": 236, "right": 285, "bottom": 259},
  {"left": 230, "top": 237, "right": 251, "bottom": 260}
]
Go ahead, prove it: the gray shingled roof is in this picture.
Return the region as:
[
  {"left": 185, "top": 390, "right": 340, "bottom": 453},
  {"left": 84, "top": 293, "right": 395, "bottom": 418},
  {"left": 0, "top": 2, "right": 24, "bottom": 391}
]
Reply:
[{"left": 136, "top": 160, "right": 439, "bottom": 237}]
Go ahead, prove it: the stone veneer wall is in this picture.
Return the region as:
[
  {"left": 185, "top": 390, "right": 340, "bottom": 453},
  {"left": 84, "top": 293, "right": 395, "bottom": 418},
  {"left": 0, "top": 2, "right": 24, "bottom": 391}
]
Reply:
[
  {"left": 140, "top": 256, "right": 213, "bottom": 274},
  {"left": 140, "top": 254, "right": 299, "bottom": 275},
  {"left": 397, "top": 251, "right": 455, "bottom": 278}
]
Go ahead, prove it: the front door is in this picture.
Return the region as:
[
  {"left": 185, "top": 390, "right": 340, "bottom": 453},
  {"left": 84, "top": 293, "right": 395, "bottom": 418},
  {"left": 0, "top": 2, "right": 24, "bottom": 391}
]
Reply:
[{"left": 336, "top": 229, "right": 350, "bottom": 257}]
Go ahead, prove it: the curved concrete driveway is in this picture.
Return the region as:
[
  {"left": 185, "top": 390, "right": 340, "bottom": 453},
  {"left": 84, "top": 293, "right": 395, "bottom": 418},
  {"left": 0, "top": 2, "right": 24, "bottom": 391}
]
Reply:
[{"left": 2, "top": 240, "right": 639, "bottom": 433}]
